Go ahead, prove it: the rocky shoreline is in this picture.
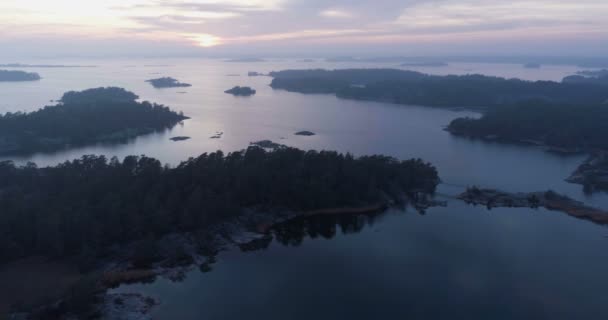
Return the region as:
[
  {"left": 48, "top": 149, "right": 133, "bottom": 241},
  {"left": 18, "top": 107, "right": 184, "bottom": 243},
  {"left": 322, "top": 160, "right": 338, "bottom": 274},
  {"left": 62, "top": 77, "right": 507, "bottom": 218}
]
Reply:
[
  {"left": 459, "top": 187, "right": 608, "bottom": 225},
  {"left": 567, "top": 152, "right": 608, "bottom": 192}
]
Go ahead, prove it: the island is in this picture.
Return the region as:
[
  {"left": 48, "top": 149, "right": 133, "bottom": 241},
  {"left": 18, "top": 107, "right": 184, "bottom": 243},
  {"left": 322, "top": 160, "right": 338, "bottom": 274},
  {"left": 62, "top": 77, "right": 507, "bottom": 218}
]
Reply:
[
  {"left": 170, "top": 136, "right": 190, "bottom": 142},
  {"left": 0, "top": 63, "right": 95, "bottom": 68},
  {"left": 295, "top": 130, "right": 315, "bottom": 136},
  {"left": 269, "top": 69, "right": 608, "bottom": 109},
  {"left": 0, "top": 87, "right": 188, "bottom": 155},
  {"left": 225, "top": 86, "right": 256, "bottom": 96},
  {"left": 145, "top": 77, "right": 191, "bottom": 88},
  {"left": 562, "top": 69, "right": 608, "bottom": 85},
  {"left": 460, "top": 187, "right": 608, "bottom": 225},
  {"left": 0, "top": 70, "right": 41, "bottom": 81},
  {"left": 248, "top": 71, "right": 267, "bottom": 77},
  {"left": 0, "top": 147, "right": 439, "bottom": 318}
]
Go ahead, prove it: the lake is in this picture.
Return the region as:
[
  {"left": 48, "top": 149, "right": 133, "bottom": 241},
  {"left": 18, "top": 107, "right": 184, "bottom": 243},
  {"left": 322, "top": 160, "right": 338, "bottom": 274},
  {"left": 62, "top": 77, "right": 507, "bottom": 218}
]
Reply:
[{"left": 1, "top": 58, "right": 607, "bottom": 319}]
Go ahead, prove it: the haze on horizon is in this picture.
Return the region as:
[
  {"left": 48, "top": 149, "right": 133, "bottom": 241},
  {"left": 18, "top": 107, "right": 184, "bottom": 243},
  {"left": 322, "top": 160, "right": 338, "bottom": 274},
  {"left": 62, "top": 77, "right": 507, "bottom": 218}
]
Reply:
[{"left": 1, "top": 0, "right": 608, "bottom": 59}]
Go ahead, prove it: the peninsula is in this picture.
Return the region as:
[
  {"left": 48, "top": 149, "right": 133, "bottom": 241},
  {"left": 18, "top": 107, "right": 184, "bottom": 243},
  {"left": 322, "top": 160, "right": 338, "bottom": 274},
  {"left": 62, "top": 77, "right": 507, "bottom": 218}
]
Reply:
[{"left": 0, "top": 87, "right": 188, "bottom": 155}]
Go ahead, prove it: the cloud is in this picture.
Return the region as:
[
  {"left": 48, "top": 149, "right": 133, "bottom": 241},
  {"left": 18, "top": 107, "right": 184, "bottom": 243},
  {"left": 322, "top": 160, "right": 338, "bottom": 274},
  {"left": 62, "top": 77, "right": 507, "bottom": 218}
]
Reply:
[
  {"left": 319, "top": 9, "right": 354, "bottom": 18},
  {"left": 1, "top": 0, "right": 608, "bottom": 57},
  {"left": 395, "top": 0, "right": 608, "bottom": 32}
]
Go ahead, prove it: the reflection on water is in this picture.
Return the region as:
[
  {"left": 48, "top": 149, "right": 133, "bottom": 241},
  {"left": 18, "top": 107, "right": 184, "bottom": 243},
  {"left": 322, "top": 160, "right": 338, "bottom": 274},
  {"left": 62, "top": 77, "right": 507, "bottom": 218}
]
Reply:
[
  {"left": 272, "top": 212, "right": 383, "bottom": 247},
  {"left": 113, "top": 202, "right": 608, "bottom": 320}
]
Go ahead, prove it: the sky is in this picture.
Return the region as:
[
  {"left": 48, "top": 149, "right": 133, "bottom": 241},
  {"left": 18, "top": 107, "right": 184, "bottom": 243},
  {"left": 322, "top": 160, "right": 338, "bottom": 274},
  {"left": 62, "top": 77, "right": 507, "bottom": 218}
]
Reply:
[{"left": 1, "top": 0, "right": 608, "bottom": 59}]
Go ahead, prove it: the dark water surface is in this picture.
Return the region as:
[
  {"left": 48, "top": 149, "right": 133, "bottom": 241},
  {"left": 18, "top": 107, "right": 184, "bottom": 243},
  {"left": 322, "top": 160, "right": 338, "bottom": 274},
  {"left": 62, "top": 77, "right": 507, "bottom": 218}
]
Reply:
[{"left": 1, "top": 59, "right": 607, "bottom": 319}]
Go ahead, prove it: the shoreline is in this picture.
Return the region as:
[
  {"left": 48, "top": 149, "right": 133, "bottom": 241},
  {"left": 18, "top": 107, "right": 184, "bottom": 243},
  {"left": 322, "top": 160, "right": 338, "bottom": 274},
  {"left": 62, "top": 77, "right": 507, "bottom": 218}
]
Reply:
[
  {"left": 9, "top": 197, "right": 440, "bottom": 319},
  {"left": 459, "top": 187, "right": 608, "bottom": 225}
]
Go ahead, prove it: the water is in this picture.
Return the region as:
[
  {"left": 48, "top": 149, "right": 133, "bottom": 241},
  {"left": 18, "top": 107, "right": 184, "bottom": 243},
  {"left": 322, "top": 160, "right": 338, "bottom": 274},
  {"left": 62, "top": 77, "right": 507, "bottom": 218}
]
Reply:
[{"left": 1, "top": 59, "right": 607, "bottom": 319}]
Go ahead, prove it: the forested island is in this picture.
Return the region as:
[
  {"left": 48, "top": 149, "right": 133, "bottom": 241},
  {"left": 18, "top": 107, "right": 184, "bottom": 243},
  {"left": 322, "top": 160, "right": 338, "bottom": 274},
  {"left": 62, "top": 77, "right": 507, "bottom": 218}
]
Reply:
[
  {"left": 0, "top": 147, "right": 438, "bottom": 317},
  {"left": 0, "top": 87, "right": 188, "bottom": 155},
  {"left": 146, "top": 77, "right": 191, "bottom": 88},
  {"left": 225, "top": 86, "right": 256, "bottom": 96},
  {"left": 0, "top": 70, "right": 41, "bottom": 81},
  {"left": 269, "top": 69, "right": 608, "bottom": 109}
]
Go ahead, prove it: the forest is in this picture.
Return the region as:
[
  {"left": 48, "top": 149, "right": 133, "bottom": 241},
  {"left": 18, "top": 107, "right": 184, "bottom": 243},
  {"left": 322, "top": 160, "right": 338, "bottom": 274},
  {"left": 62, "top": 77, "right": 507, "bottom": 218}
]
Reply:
[
  {"left": 447, "top": 102, "right": 608, "bottom": 151},
  {"left": 270, "top": 69, "right": 608, "bottom": 108},
  {"left": 0, "top": 146, "right": 439, "bottom": 265},
  {"left": 0, "top": 87, "right": 188, "bottom": 155}
]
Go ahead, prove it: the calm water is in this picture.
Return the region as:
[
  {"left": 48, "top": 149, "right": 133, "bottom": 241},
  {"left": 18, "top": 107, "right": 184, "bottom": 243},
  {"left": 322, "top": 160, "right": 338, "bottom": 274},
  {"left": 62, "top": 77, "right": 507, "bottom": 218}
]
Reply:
[{"left": 1, "top": 59, "right": 607, "bottom": 319}]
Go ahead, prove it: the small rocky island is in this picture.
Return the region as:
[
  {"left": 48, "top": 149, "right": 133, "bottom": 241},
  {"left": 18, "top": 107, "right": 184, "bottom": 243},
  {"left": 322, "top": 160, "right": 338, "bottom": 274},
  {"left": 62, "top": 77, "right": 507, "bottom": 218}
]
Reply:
[
  {"left": 0, "top": 87, "right": 188, "bottom": 155},
  {"left": 170, "top": 136, "right": 190, "bottom": 142},
  {"left": 295, "top": 130, "right": 315, "bottom": 136},
  {"left": 225, "top": 86, "right": 256, "bottom": 96},
  {"left": 146, "top": 77, "right": 192, "bottom": 88},
  {"left": 460, "top": 187, "right": 608, "bottom": 225},
  {"left": 0, "top": 70, "right": 41, "bottom": 81}
]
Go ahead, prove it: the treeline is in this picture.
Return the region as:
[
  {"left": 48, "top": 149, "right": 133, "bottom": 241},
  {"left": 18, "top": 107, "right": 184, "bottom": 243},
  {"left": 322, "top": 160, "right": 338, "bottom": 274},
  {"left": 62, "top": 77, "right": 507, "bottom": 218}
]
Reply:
[
  {"left": 0, "top": 87, "right": 187, "bottom": 155},
  {"left": 0, "top": 147, "right": 439, "bottom": 264},
  {"left": 270, "top": 69, "right": 608, "bottom": 108},
  {"left": 447, "top": 102, "right": 608, "bottom": 150},
  {"left": 0, "top": 70, "right": 41, "bottom": 81}
]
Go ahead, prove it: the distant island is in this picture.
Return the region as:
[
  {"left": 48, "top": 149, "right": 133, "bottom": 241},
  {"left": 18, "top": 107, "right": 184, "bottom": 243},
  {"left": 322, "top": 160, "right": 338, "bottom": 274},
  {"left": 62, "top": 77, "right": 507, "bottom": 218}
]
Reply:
[
  {"left": 0, "top": 63, "right": 95, "bottom": 68},
  {"left": 146, "top": 77, "right": 192, "bottom": 88},
  {"left": 170, "top": 136, "right": 190, "bottom": 142},
  {"left": 0, "top": 147, "right": 439, "bottom": 318},
  {"left": 295, "top": 130, "right": 315, "bottom": 136},
  {"left": 523, "top": 63, "right": 541, "bottom": 69},
  {"left": 225, "top": 86, "right": 256, "bottom": 96},
  {"left": 0, "top": 87, "right": 188, "bottom": 155},
  {"left": 248, "top": 71, "right": 267, "bottom": 77},
  {"left": 460, "top": 187, "right": 608, "bottom": 225},
  {"left": 224, "top": 58, "right": 265, "bottom": 63},
  {"left": 0, "top": 70, "right": 41, "bottom": 82},
  {"left": 400, "top": 62, "right": 448, "bottom": 67},
  {"left": 269, "top": 69, "right": 608, "bottom": 109}
]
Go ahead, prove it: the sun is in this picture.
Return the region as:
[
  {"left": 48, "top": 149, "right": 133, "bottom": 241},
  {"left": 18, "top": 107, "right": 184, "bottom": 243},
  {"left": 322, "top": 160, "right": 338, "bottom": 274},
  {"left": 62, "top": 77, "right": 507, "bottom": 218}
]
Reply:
[{"left": 196, "top": 34, "right": 221, "bottom": 48}]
